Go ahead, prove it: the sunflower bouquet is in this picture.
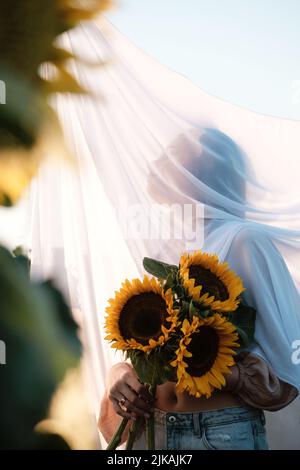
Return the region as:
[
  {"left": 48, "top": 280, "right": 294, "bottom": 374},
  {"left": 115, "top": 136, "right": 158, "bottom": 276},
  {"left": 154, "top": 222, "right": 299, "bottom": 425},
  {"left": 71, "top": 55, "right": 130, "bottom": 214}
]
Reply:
[{"left": 104, "top": 250, "right": 256, "bottom": 450}]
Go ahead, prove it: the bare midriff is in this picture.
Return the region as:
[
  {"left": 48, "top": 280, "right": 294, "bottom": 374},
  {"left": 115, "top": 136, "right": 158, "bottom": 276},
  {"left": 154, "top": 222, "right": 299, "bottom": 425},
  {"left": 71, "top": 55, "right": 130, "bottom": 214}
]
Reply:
[{"left": 155, "top": 382, "right": 241, "bottom": 412}]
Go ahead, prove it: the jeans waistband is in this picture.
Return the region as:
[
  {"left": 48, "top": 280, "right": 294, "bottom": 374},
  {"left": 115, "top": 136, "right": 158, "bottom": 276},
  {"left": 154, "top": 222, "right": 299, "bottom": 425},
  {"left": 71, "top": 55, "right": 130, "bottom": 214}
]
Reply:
[{"left": 153, "top": 405, "right": 265, "bottom": 428}]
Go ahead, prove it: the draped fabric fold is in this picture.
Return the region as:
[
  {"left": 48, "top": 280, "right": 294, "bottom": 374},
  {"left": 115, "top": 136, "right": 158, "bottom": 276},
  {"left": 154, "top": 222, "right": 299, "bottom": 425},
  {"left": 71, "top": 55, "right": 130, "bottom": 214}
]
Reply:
[{"left": 29, "top": 17, "right": 300, "bottom": 448}]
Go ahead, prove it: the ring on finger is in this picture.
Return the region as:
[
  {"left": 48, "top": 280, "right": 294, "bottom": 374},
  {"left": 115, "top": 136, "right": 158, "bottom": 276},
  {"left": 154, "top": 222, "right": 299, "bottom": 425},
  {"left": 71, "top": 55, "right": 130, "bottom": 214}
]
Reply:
[{"left": 119, "top": 397, "right": 128, "bottom": 412}]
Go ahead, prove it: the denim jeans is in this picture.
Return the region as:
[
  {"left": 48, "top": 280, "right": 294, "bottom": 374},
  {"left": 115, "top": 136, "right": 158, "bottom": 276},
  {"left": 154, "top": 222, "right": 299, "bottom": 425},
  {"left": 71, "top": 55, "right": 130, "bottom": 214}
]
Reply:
[{"left": 132, "top": 406, "right": 269, "bottom": 450}]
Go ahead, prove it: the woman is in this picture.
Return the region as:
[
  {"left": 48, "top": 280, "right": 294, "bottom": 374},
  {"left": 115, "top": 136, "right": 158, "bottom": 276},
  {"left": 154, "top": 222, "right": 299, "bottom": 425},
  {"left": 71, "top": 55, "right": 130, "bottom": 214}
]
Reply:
[{"left": 98, "top": 129, "right": 300, "bottom": 450}]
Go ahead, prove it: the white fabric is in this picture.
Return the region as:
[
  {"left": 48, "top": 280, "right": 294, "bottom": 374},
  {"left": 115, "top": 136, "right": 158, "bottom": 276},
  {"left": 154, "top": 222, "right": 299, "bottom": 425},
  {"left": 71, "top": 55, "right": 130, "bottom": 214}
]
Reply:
[{"left": 29, "top": 18, "right": 300, "bottom": 448}]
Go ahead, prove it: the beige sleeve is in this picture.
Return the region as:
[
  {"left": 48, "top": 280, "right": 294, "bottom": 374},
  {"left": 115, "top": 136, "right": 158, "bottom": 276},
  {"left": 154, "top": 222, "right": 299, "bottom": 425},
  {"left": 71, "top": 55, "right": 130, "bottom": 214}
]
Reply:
[{"left": 231, "top": 352, "right": 298, "bottom": 411}]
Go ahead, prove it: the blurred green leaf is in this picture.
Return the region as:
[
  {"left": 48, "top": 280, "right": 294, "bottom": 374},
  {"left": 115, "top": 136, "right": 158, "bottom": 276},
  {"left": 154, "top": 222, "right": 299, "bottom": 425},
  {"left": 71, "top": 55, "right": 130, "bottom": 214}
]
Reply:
[
  {"left": 0, "top": 245, "right": 81, "bottom": 449},
  {"left": 12, "top": 246, "right": 31, "bottom": 274},
  {"left": 0, "top": 63, "right": 44, "bottom": 149}
]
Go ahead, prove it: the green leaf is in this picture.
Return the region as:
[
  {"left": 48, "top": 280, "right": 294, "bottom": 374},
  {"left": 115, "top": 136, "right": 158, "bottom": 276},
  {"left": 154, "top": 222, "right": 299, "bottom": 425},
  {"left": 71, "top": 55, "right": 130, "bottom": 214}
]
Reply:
[
  {"left": 129, "top": 349, "right": 174, "bottom": 386},
  {"left": 0, "top": 245, "right": 81, "bottom": 449},
  {"left": 174, "top": 285, "right": 185, "bottom": 299},
  {"left": 227, "top": 303, "right": 256, "bottom": 348},
  {"left": 180, "top": 300, "right": 189, "bottom": 314},
  {"left": 143, "top": 257, "right": 178, "bottom": 280},
  {"left": 164, "top": 272, "right": 176, "bottom": 291},
  {"left": 189, "top": 300, "right": 199, "bottom": 317},
  {"left": 200, "top": 309, "right": 211, "bottom": 318}
]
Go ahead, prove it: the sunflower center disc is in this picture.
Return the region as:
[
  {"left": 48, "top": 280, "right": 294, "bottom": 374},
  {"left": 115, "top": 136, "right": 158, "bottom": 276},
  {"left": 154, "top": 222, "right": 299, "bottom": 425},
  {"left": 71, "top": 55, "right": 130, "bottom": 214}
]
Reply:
[
  {"left": 119, "top": 292, "right": 167, "bottom": 345},
  {"left": 189, "top": 265, "right": 229, "bottom": 300},
  {"left": 186, "top": 326, "right": 219, "bottom": 376}
]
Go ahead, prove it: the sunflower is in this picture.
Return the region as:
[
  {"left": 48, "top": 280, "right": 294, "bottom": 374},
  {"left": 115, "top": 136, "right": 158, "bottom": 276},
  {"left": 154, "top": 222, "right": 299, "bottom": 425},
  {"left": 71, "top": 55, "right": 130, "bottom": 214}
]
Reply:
[
  {"left": 105, "top": 275, "right": 179, "bottom": 353},
  {"left": 0, "top": 0, "right": 112, "bottom": 88},
  {"left": 179, "top": 250, "right": 244, "bottom": 312},
  {"left": 171, "top": 315, "right": 239, "bottom": 398}
]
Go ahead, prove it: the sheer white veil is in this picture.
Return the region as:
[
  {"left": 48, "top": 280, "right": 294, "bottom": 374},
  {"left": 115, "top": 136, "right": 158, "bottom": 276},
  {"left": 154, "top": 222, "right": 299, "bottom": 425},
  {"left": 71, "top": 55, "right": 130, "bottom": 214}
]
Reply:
[{"left": 29, "top": 18, "right": 300, "bottom": 448}]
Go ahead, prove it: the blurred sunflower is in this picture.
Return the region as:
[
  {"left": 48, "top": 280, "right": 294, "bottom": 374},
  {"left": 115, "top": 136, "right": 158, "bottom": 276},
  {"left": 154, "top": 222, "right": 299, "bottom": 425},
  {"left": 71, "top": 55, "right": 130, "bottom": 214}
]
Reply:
[
  {"left": 171, "top": 315, "right": 239, "bottom": 398},
  {"left": 105, "top": 276, "right": 179, "bottom": 353},
  {"left": 0, "top": 0, "right": 112, "bottom": 88},
  {"left": 0, "top": 0, "right": 112, "bottom": 206},
  {"left": 179, "top": 250, "right": 244, "bottom": 312}
]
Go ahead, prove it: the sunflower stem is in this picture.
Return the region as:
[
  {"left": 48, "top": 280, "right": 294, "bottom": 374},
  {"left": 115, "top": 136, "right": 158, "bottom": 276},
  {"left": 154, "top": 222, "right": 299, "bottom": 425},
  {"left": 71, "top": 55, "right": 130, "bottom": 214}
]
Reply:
[
  {"left": 146, "top": 385, "right": 156, "bottom": 450},
  {"left": 106, "top": 417, "right": 129, "bottom": 450},
  {"left": 125, "top": 416, "right": 143, "bottom": 450},
  {"left": 146, "top": 414, "right": 155, "bottom": 450}
]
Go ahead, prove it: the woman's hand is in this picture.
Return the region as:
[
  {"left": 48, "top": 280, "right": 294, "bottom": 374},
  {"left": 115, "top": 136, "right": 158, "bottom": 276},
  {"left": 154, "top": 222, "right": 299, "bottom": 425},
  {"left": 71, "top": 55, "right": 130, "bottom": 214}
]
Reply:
[{"left": 108, "top": 364, "right": 154, "bottom": 420}]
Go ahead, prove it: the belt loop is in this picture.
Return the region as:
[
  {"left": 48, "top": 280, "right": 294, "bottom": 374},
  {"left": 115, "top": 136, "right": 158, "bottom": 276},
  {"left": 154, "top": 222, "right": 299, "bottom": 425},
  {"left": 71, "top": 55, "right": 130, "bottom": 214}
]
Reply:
[
  {"left": 260, "top": 411, "right": 266, "bottom": 426},
  {"left": 193, "top": 412, "right": 201, "bottom": 437}
]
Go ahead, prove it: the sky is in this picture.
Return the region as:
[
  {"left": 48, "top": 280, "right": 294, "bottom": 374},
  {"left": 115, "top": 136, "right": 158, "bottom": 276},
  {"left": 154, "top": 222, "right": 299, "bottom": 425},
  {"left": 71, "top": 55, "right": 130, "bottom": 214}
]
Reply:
[
  {"left": 108, "top": 0, "right": 300, "bottom": 120},
  {"left": 1, "top": 0, "right": 300, "bottom": 249}
]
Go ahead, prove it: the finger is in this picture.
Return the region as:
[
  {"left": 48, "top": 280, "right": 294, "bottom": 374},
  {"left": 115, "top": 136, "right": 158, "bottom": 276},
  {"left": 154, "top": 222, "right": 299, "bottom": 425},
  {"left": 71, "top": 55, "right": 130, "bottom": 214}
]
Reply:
[
  {"left": 125, "top": 374, "right": 154, "bottom": 402},
  {"left": 136, "top": 386, "right": 155, "bottom": 404},
  {"left": 110, "top": 391, "right": 144, "bottom": 420},
  {"left": 110, "top": 373, "right": 154, "bottom": 411},
  {"left": 109, "top": 389, "right": 126, "bottom": 403},
  {"left": 131, "top": 412, "right": 139, "bottom": 421},
  {"left": 109, "top": 390, "right": 133, "bottom": 414},
  {"left": 120, "top": 384, "right": 153, "bottom": 414},
  {"left": 113, "top": 400, "right": 144, "bottom": 421},
  {"left": 113, "top": 385, "right": 150, "bottom": 417},
  {"left": 125, "top": 401, "right": 150, "bottom": 418},
  {"left": 117, "top": 409, "right": 134, "bottom": 420},
  {"left": 111, "top": 397, "right": 134, "bottom": 420}
]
